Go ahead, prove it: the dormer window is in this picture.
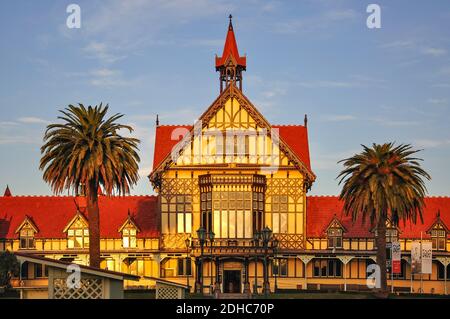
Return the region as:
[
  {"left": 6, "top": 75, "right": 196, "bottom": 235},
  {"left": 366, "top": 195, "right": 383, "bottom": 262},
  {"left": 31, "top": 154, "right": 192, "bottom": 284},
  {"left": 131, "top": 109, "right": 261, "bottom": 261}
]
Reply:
[
  {"left": 386, "top": 228, "right": 398, "bottom": 243},
  {"left": 20, "top": 227, "right": 35, "bottom": 249},
  {"left": 119, "top": 213, "right": 140, "bottom": 248},
  {"left": 326, "top": 217, "right": 345, "bottom": 249},
  {"left": 373, "top": 219, "right": 399, "bottom": 244},
  {"left": 122, "top": 225, "right": 137, "bottom": 248},
  {"left": 16, "top": 217, "right": 38, "bottom": 250},
  {"left": 427, "top": 213, "right": 448, "bottom": 252},
  {"left": 328, "top": 228, "right": 343, "bottom": 249},
  {"left": 65, "top": 214, "right": 89, "bottom": 249},
  {"left": 431, "top": 229, "right": 446, "bottom": 251}
]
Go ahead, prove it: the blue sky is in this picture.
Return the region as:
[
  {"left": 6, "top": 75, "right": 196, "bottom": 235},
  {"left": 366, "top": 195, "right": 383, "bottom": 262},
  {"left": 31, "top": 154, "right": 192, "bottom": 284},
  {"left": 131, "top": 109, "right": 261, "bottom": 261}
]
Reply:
[{"left": 1, "top": 0, "right": 449, "bottom": 196}]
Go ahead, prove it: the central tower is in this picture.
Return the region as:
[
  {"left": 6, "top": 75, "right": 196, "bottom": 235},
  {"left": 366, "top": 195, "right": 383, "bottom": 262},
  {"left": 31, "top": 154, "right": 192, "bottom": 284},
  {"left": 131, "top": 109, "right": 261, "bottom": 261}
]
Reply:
[{"left": 215, "top": 15, "right": 247, "bottom": 92}]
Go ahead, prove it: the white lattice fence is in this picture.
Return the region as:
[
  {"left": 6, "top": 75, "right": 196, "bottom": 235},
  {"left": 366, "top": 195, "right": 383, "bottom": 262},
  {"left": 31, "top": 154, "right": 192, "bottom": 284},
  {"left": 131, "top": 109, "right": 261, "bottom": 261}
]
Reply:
[
  {"left": 156, "top": 282, "right": 184, "bottom": 299},
  {"left": 53, "top": 278, "right": 104, "bottom": 299}
]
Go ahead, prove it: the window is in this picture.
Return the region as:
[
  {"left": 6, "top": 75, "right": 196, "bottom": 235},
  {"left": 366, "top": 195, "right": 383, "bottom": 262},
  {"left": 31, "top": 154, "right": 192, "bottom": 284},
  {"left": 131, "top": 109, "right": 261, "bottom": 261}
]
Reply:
[
  {"left": 373, "top": 226, "right": 398, "bottom": 247},
  {"left": 386, "top": 228, "right": 398, "bottom": 243},
  {"left": 177, "top": 258, "right": 192, "bottom": 276},
  {"left": 327, "top": 227, "right": 343, "bottom": 249},
  {"left": 122, "top": 224, "right": 137, "bottom": 248},
  {"left": 273, "top": 258, "right": 288, "bottom": 277},
  {"left": 271, "top": 195, "right": 288, "bottom": 234},
  {"left": 34, "top": 263, "right": 46, "bottom": 278},
  {"left": 211, "top": 190, "right": 252, "bottom": 238},
  {"left": 161, "top": 195, "right": 192, "bottom": 234},
  {"left": 437, "top": 262, "right": 450, "bottom": 280},
  {"left": 200, "top": 191, "right": 213, "bottom": 233},
  {"left": 128, "top": 259, "right": 145, "bottom": 276},
  {"left": 431, "top": 228, "right": 446, "bottom": 251},
  {"left": 21, "top": 262, "right": 29, "bottom": 279},
  {"left": 313, "top": 259, "right": 342, "bottom": 278},
  {"left": 67, "top": 218, "right": 89, "bottom": 249},
  {"left": 19, "top": 226, "right": 35, "bottom": 249},
  {"left": 233, "top": 133, "right": 250, "bottom": 157},
  {"left": 252, "top": 191, "right": 264, "bottom": 234}
]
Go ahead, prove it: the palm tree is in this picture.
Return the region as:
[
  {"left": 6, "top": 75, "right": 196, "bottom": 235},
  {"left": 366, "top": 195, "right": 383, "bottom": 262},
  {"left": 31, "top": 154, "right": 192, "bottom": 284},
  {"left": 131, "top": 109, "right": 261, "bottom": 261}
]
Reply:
[
  {"left": 40, "top": 104, "right": 140, "bottom": 268},
  {"left": 337, "top": 143, "right": 430, "bottom": 294}
]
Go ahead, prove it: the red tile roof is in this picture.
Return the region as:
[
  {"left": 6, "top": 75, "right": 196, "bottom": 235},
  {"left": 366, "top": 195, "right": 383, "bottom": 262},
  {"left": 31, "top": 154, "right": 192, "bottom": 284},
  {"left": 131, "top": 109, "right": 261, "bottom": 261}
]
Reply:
[
  {"left": 215, "top": 18, "right": 246, "bottom": 69},
  {"left": 152, "top": 124, "right": 311, "bottom": 172},
  {"left": 307, "top": 196, "right": 450, "bottom": 239},
  {"left": 0, "top": 195, "right": 159, "bottom": 239},
  {"left": 152, "top": 125, "right": 191, "bottom": 170},
  {"left": 274, "top": 125, "right": 311, "bottom": 171}
]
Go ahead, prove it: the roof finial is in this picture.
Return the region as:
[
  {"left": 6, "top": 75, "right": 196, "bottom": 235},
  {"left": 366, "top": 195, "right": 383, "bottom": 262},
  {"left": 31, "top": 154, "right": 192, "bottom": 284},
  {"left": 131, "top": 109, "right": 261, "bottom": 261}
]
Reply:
[
  {"left": 304, "top": 114, "right": 308, "bottom": 128},
  {"left": 4, "top": 185, "right": 11, "bottom": 197},
  {"left": 156, "top": 114, "right": 160, "bottom": 127},
  {"left": 228, "top": 14, "right": 233, "bottom": 30}
]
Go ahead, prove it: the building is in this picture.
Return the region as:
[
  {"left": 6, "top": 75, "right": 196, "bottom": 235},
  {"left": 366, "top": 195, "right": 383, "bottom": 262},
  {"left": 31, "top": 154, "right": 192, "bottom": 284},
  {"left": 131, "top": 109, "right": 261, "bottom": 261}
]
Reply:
[
  {"left": 1, "top": 17, "right": 450, "bottom": 296},
  {"left": 13, "top": 252, "right": 139, "bottom": 299}
]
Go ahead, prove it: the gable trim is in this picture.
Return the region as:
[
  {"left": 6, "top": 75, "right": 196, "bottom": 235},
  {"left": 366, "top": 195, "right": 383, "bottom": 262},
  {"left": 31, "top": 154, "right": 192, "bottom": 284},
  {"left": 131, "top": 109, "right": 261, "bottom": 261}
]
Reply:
[
  {"left": 63, "top": 211, "right": 88, "bottom": 233},
  {"left": 149, "top": 84, "right": 316, "bottom": 188}
]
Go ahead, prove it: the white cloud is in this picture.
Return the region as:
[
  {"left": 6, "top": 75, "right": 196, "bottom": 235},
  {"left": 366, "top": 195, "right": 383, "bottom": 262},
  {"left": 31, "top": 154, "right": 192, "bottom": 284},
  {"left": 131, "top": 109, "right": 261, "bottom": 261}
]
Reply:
[
  {"left": 422, "top": 47, "right": 447, "bottom": 57},
  {"left": 322, "top": 115, "right": 357, "bottom": 122},
  {"left": 380, "top": 40, "right": 415, "bottom": 49},
  {"left": 432, "top": 83, "right": 450, "bottom": 88},
  {"left": 17, "top": 117, "right": 50, "bottom": 124},
  {"left": 90, "top": 68, "right": 120, "bottom": 78},
  {"left": 297, "top": 80, "right": 357, "bottom": 88},
  {"left": 427, "top": 98, "right": 448, "bottom": 105},
  {"left": 372, "top": 118, "right": 420, "bottom": 127},
  {"left": 414, "top": 139, "right": 450, "bottom": 149},
  {"left": 274, "top": 9, "right": 358, "bottom": 34},
  {"left": 83, "top": 42, "right": 126, "bottom": 64}
]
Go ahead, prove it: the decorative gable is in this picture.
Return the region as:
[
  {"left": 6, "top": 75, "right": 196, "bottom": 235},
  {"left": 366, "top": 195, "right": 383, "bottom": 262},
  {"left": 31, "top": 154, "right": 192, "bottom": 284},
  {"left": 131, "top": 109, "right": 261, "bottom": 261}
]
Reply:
[
  {"left": 324, "top": 216, "right": 347, "bottom": 234},
  {"left": 63, "top": 211, "right": 88, "bottom": 233},
  {"left": 118, "top": 212, "right": 140, "bottom": 233},
  {"left": 149, "top": 86, "right": 315, "bottom": 189},
  {"left": 15, "top": 216, "right": 39, "bottom": 235}
]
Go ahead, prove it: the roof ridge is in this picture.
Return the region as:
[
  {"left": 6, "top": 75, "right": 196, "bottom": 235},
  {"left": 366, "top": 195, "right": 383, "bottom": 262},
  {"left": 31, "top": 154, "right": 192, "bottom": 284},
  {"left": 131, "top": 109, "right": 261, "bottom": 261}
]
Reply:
[
  {"left": 307, "top": 195, "right": 340, "bottom": 198},
  {"left": 427, "top": 196, "right": 450, "bottom": 199},
  {"left": 273, "top": 124, "right": 305, "bottom": 127},
  {"left": 158, "top": 124, "right": 192, "bottom": 127},
  {"left": 0, "top": 195, "right": 157, "bottom": 198}
]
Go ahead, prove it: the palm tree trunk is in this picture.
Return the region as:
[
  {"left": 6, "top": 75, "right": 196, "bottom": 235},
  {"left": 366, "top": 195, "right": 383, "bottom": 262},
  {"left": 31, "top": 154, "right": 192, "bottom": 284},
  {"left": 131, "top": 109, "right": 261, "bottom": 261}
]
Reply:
[
  {"left": 87, "top": 181, "right": 101, "bottom": 268},
  {"left": 376, "top": 217, "right": 388, "bottom": 294}
]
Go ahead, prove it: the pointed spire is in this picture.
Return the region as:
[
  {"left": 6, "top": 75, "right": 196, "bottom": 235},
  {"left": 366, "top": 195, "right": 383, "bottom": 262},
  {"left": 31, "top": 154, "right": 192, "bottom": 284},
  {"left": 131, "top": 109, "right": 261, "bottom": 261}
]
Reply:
[
  {"left": 215, "top": 15, "right": 246, "bottom": 70},
  {"left": 304, "top": 114, "right": 308, "bottom": 128},
  {"left": 156, "top": 114, "right": 160, "bottom": 127},
  {"left": 4, "top": 185, "right": 11, "bottom": 197}
]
